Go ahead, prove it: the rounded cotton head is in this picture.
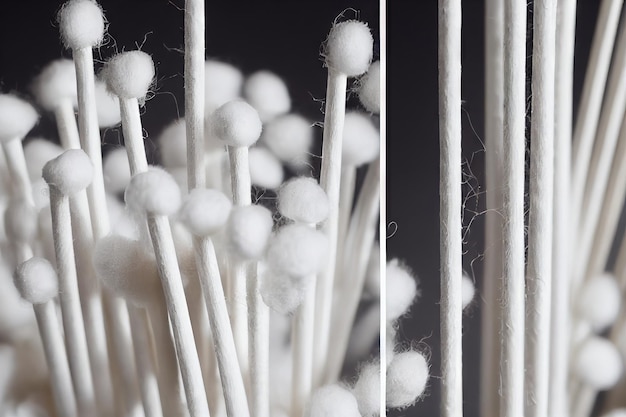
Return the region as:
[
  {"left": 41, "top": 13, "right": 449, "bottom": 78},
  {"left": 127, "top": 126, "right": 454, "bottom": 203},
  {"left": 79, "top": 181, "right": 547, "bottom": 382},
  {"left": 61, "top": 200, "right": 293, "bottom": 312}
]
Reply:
[
  {"left": 358, "top": 60, "right": 380, "bottom": 113},
  {"left": 305, "top": 384, "right": 361, "bottom": 417},
  {"left": 31, "top": 59, "right": 78, "bottom": 111},
  {"left": 23, "top": 139, "right": 63, "bottom": 181},
  {"left": 124, "top": 167, "right": 181, "bottom": 216},
  {"left": 266, "top": 224, "right": 328, "bottom": 278},
  {"left": 574, "top": 337, "right": 622, "bottom": 390},
  {"left": 226, "top": 204, "right": 274, "bottom": 260},
  {"left": 158, "top": 118, "right": 187, "bottom": 168},
  {"left": 178, "top": 188, "right": 232, "bottom": 237},
  {"left": 205, "top": 60, "right": 243, "bottom": 114},
  {"left": 94, "top": 79, "right": 121, "bottom": 128},
  {"left": 14, "top": 257, "right": 58, "bottom": 305},
  {"left": 249, "top": 147, "right": 284, "bottom": 190},
  {"left": 260, "top": 269, "right": 311, "bottom": 315},
  {"left": 0, "top": 95, "right": 39, "bottom": 143},
  {"left": 42, "top": 149, "right": 94, "bottom": 195},
  {"left": 261, "top": 114, "right": 313, "bottom": 165},
  {"left": 342, "top": 111, "right": 380, "bottom": 167},
  {"left": 103, "top": 51, "right": 155, "bottom": 100},
  {"left": 386, "top": 259, "right": 419, "bottom": 322},
  {"left": 462, "top": 272, "right": 475, "bottom": 310},
  {"left": 387, "top": 350, "right": 429, "bottom": 408},
  {"left": 103, "top": 148, "right": 131, "bottom": 195},
  {"left": 244, "top": 70, "right": 291, "bottom": 123},
  {"left": 277, "top": 177, "right": 329, "bottom": 224},
  {"left": 324, "top": 20, "right": 374, "bottom": 77},
  {"left": 576, "top": 272, "right": 621, "bottom": 331},
  {"left": 58, "top": 0, "right": 106, "bottom": 50},
  {"left": 210, "top": 100, "right": 262, "bottom": 147},
  {"left": 352, "top": 361, "right": 380, "bottom": 417},
  {"left": 4, "top": 199, "right": 38, "bottom": 243}
]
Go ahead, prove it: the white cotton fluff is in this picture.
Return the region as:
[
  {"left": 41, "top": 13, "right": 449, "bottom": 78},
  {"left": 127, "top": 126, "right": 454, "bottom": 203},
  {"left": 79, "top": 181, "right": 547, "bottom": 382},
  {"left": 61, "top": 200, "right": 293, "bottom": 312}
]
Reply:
[
  {"left": 576, "top": 272, "right": 621, "bottom": 331},
  {"left": 103, "top": 148, "right": 131, "bottom": 194},
  {"left": 58, "top": 0, "right": 105, "bottom": 50},
  {"left": 0, "top": 262, "right": 35, "bottom": 339},
  {"left": 352, "top": 361, "right": 380, "bottom": 417},
  {"left": 23, "top": 138, "right": 63, "bottom": 181},
  {"left": 305, "top": 384, "right": 361, "bottom": 417},
  {"left": 602, "top": 409, "right": 626, "bottom": 417},
  {"left": 261, "top": 114, "right": 313, "bottom": 165},
  {"left": 387, "top": 350, "right": 429, "bottom": 408},
  {"left": 225, "top": 205, "right": 273, "bottom": 260},
  {"left": 210, "top": 100, "right": 262, "bottom": 147},
  {"left": 178, "top": 188, "right": 232, "bottom": 237},
  {"left": 358, "top": 61, "right": 380, "bottom": 114},
  {"left": 4, "top": 199, "right": 38, "bottom": 243},
  {"left": 249, "top": 147, "right": 284, "bottom": 190},
  {"left": 462, "top": 272, "right": 475, "bottom": 310},
  {"left": 324, "top": 20, "right": 374, "bottom": 77},
  {"left": 574, "top": 336, "right": 623, "bottom": 390},
  {"left": 260, "top": 269, "right": 310, "bottom": 314},
  {"left": 277, "top": 177, "right": 329, "bottom": 224},
  {"left": 103, "top": 51, "right": 155, "bottom": 100},
  {"left": 31, "top": 59, "right": 77, "bottom": 111},
  {"left": 386, "top": 259, "right": 419, "bottom": 322},
  {"left": 158, "top": 119, "right": 187, "bottom": 168},
  {"left": 125, "top": 168, "right": 181, "bottom": 216},
  {"left": 94, "top": 79, "right": 121, "bottom": 128},
  {"left": 342, "top": 111, "right": 380, "bottom": 167},
  {"left": 42, "top": 149, "right": 93, "bottom": 196},
  {"left": 0, "top": 95, "right": 39, "bottom": 143},
  {"left": 13, "top": 257, "right": 58, "bottom": 305},
  {"left": 243, "top": 71, "right": 291, "bottom": 123},
  {"left": 93, "top": 235, "right": 160, "bottom": 307},
  {"left": 205, "top": 60, "right": 244, "bottom": 114},
  {"left": 266, "top": 224, "right": 328, "bottom": 278}
]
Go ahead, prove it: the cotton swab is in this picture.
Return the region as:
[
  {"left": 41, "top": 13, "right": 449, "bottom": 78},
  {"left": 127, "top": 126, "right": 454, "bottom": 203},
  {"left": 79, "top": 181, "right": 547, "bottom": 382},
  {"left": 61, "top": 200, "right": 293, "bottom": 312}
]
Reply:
[
  {"left": 13, "top": 257, "right": 77, "bottom": 417},
  {"left": 248, "top": 147, "right": 284, "bottom": 190},
  {"left": 204, "top": 60, "right": 244, "bottom": 114},
  {"left": 305, "top": 384, "right": 361, "bottom": 417},
  {"left": 351, "top": 360, "right": 379, "bottom": 417},
  {"left": 357, "top": 60, "right": 380, "bottom": 115},
  {"left": 244, "top": 71, "right": 291, "bottom": 123},
  {"left": 93, "top": 80, "right": 121, "bottom": 129},
  {"left": 261, "top": 114, "right": 313, "bottom": 168},
  {"left": 178, "top": 188, "right": 251, "bottom": 417},
  {"left": 42, "top": 149, "right": 97, "bottom": 417},
  {"left": 125, "top": 168, "right": 210, "bottom": 417},
  {"left": 386, "top": 349, "right": 429, "bottom": 409}
]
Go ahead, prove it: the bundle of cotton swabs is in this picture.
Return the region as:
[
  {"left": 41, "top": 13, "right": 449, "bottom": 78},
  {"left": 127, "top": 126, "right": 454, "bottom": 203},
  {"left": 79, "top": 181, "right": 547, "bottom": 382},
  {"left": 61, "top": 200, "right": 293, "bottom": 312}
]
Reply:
[{"left": 0, "top": 0, "right": 420, "bottom": 416}]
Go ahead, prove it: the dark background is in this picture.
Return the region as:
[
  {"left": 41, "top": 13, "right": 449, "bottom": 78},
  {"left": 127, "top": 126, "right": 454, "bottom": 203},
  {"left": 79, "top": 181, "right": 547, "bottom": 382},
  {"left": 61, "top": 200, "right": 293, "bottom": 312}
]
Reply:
[{"left": 0, "top": 0, "right": 604, "bottom": 416}]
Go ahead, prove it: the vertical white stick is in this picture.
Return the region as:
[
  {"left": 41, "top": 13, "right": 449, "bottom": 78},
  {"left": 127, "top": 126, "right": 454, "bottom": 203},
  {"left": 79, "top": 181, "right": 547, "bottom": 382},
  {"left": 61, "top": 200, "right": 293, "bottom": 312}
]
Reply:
[
  {"left": 501, "top": 1, "right": 527, "bottom": 416},
  {"left": 55, "top": 100, "right": 81, "bottom": 149},
  {"left": 291, "top": 280, "right": 316, "bottom": 417},
  {"left": 247, "top": 263, "right": 269, "bottom": 417},
  {"left": 438, "top": 0, "right": 463, "bottom": 415},
  {"left": 2, "top": 139, "right": 34, "bottom": 205},
  {"left": 121, "top": 97, "right": 150, "bottom": 174}
]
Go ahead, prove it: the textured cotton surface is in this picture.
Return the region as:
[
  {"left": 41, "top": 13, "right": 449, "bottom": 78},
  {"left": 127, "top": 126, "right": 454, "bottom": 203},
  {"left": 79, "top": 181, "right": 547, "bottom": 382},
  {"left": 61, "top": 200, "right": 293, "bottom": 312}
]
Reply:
[
  {"left": 205, "top": 60, "right": 243, "bottom": 114},
  {"left": 324, "top": 20, "right": 373, "bottom": 77},
  {"left": 0, "top": 95, "right": 39, "bottom": 143},
  {"left": 226, "top": 204, "right": 273, "bottom": 260},
  {"left": 178, "top": 188, "right": 232, "bottom": 237},
  {"left": 387, "top": 350, "right": 429, "bottom": 408},
  {"left": 358, "top": 60, "right": 380, "bottom": 114},
  {"left": 14, "top": 257, "right": 58, "bottom": 305},
  {"left": 244, "top": 70, "right": 291, "bottom": 123},
  {"left": 42, "top": 149, "right": 94, "bottom": 195},
  {"left": 277, "top": 177, "right": 329, "bottom": 224},
  {"left": 305, "top": 384, "right": 361, "bottom": 417},
  {"left": 266, "top": 224, "right": 328, "bottom": 278},
  {"left": 261, "top": 114, "right": 313, "bottom": 165},
  {"left": 352, "top": 361, "right": 380, "bottom": 417},
  {"left": 58, "top": 0, "right": 105, "bottom": 49},
  {"left": 386, "top": 259, "right": 419, "bottom": 322},
  {"left": 31, "top": 59, "right": 78, "bottom": 111},
  {"left": 125, "top": 167, "right": 181, "bottom": 216},
  {"left": 210, "top": 100, "right": 262, "bottom": 147},
  {"left": 103, "top": 51, "right": 155, "bottom": 100}
]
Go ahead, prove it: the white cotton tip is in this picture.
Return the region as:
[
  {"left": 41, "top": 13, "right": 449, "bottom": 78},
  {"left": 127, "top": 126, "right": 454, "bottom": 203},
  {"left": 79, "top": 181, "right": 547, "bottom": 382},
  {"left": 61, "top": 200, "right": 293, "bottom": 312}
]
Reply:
[
  {"left": 205, "top": 60, "right": 243, "bottom": 114},
  {"left": 602, "top": 409, "right": 626, "bottom": 417},
  {"left": 342, "top": 111, "right": 380, "bottom": 167},
  {"left": 23, "top": 138, "right": 63, "bottom": 181},
  {"left": 42, "top": 149, "right": 94, "bottom": 195},
  {"left": 277, "top": 177, "right": 329, "bottom": 224},
  {"left": 13, "top": 257, "right": 58, "bottom": 305},
  {"left": 324, "top": 20, "right": 374, "bottom": 77},
  {"left": 103, "top": 51, "right": 155, "bottom": 100},
  {"left": 4, "top": 199, "right": 38, "bottom": 243},
  {"left": 225, "top": 204, "right": 273, "bottom": 260},
  {"left": 158, "top": 118, "right": 187, "bottom": 168},
  {"left": 260, "top": 269, "right": 310, "bottom": 314},
  {"left": 31, "top": 59, "right": 77, "bottom": 111},
  {"left": 576, "top": 272, "right": 621, "bottom": 332},
  {"left": 574, "top": 336, "right": 623, "bottom": 390},
  {"left": 363, "top": 243, "right": 380, "bottom": 298},
  {"left": 94, "top": 79, "right": 121, "bottom": 128},
  {"left": 178, "top": 188, "right": 232, "bottom": 237},
  {"left": 266, "top": 224, "right": 328, "bottom": 278},
  {"left": 58, "top": 0, "right": 105, "bottom": 50},
  {"left": 305, "top": 384, "right": 361, "bottom": 417},
  {"left": 103, "top": 148, "right": 131, "bottom": 194},
  {"left": 462, "top": 272, "right": 475, "bottom": 310},
  {"left": 386, "top": 259, "right": 419, "bottom": 322},
  {"left": 125, "top": 167, "right": 181, "bottom": 216},
  {"left": 249, "top": 147, "right": 284, "bottom": 190},
  {"left": 358, "top": 61, "right": 380, "bottom": 114},
  {"left": 352, "top": 361, "right": 380, "bottom": 417},
  {"left": 261, "top": 114, "right": 313, "bottom": 165},
  {"left": 387, "top": 350, "right": 429, "bottom": 408},
  {"left": 243, "top": 71, "right": 291, "bottom": 123},
  {"left": 210, "top": 100, "right": 262, "bottom": 147},
  {"left": 93, "top": 235, "right": 160, "bottom": 307},
  {"left": 0, "top": 95, "right": 39, "bottom": 143}
]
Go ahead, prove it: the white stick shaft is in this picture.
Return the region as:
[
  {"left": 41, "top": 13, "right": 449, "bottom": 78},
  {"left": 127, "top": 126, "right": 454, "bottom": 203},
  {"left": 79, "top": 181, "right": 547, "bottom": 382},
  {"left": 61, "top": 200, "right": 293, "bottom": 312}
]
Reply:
[
  {"left": 228, "top": 146, "right": 252, "bottom": 206},
  {"left": 247, "top": 263, "right": 269, "bottom": 417},
  {"left": 313, "top": 70, "right": 347, "bottom": 386},
  {"left": 34, "top": 301, "right": 78, "bottom": 417},
  {"left": 501, "top": 2, "right": 527, "bottom": 416},
  {"left": 291, "top": 279, "right": 316, "bottom": 417},
  {"left": 335, "top": 166, "right": 356, "bottom": 276},
  {"left": 439, "top": 1, "right": 463, "bottom": 415},
  {"left": 55, "top": 100, "right": 81, "bottom": 149},
  {"left": 147, "top": 215, "right": 210, "bottom": 417},
  {"left": 2, "top": 139, "right": 33, "bottom": 204},
  {"left": 194, "top": 236, "right": 250, "bottom": 417},
  {"left": 184, "top": 0, "right": 205, "bottom": 190},
  {"left": 49, "top": 189, "right": 98, "bottom": 417},
  {"left": 121, "top": 97, "right": 149, "bottom": 174}
]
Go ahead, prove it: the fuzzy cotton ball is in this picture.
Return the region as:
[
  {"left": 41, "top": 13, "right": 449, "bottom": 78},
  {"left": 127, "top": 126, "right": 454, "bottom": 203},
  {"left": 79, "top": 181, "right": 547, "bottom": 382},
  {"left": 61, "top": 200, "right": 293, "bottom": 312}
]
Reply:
[
  {"left": 576, "top": 272, "right": 621, "bottom": 331},
  {"left": 205, "top": 60, "right": 243, "bottom": 114},
  {"left": 225, "top": 204, "right": 273, "bottom": 260},
  {"left": 260, "top": 269, "right": 311, "bottom": 314},
  {"left": 462, "top": 272, "right": 475, "bottom": 310},
  {"left": 305, "top": 384, "right": 361, "bottom": 417},
  {"left": 42, "top": 149, "right": 94, "bottom": 196},
  {"left": 94, "top": 79, "right": 121, "bottom": 128},
  {"left": 342, "top": 111, "right": 380, "bottom": 167},
  {"left": 266, "top": 224, "right": 328, "bottom": 278},
  {"left": 244, "top": 71, "right": 291, "bottom": 123},
  {"left": 58, "top": 0, "right": 105, "bottom": 50},
  {"left": 358, "top": 60, "right": 380, "bottom": 113},
  {"left": 31, "top": 59, "right": 78, "bottom": 111},
  {"left": 13, "top": 257, "right": 58, "bottom": 305},
  {"left": 178, "top": 188, "right": 232, "bottom": 237},
  {"left": 261, "top": 114, "right": 313, "bottom": 165},
  {"left": 0, "top": 95, "right": 39, "bottom": 143},
  {"left": 574, "top": 336, "right": 623, "bottom": 390},
  {"left": 210, "top": 100, "right": 262, "bottom": 147},
  {"left": 352, "top": 361, "right": 380, "bottom": 417},
  {"left": 103, "top": 51, "right": 155, "bottom": 100},
  {"left": 386, "top": 259, "right": 419, "bottom": 322},
  {"left": 277, "top": 177, "right": 329, "bottom": 224},
  {"left": 103, "top": 147, "right": 131, "bottom": 195},
  {"left": 4, "top": 199, "right": 38, "bottom": 243},
  {"left": 23, "top": 139, "right": 63, "bottom": 181},
  {"left": 124, "top": 167, "right": 181, "bottom": 216},
  {"left": 324, "top": 20, "right": 374, "bottom": 77},
  {"left": 158, "top": 119, "right": 187, "bottom": 168},
  {"left": 387, "top": 350, "right": 429, "bottom": 409},
  {"left": 249, "top": 146, "right": 284, "bottom": 190}
]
